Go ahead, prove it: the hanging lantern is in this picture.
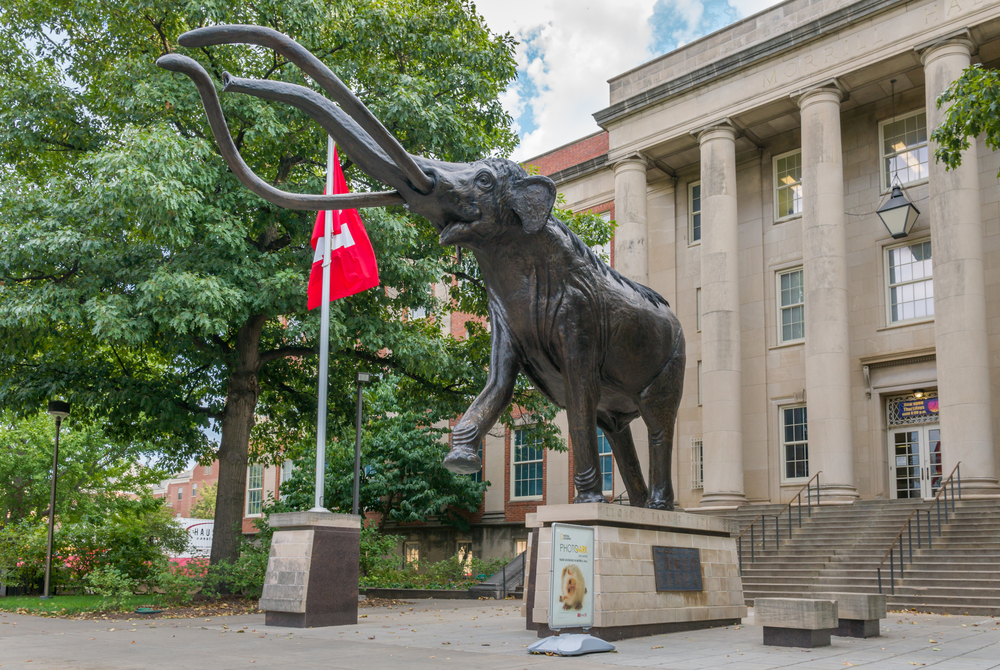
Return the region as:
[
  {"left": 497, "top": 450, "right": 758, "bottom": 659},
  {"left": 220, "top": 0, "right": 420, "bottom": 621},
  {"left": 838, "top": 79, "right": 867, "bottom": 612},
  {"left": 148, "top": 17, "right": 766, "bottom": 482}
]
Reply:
[{"left": 877, "top": 184, "right": 921, "bottom": 239}]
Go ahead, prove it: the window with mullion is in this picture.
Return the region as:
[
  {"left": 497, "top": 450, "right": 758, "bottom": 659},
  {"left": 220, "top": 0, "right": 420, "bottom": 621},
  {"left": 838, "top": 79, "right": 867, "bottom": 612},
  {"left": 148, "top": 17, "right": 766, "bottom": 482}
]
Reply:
[
  {"left": 513, "top": 427, "right": 543, "bottom": 498},
  {"left": 881, "top": 111, "right": 929, "bottom": 189},
  {"left": 782, "top": 406, "right": 809, "bottom": 481},
  {"left": 887, "top": 239, "right": 933, "bottom": 324},
  {"left": 689, "top": 182, "right": 701, "bottom": 244},
  {"left": 597, "top": 429, "right": 613, "bottom": 494},
  {"left": 778, "top": 268, "right": 805, "bottom": 343},
  {"left": 774, "top": 150, "right": 802, "bottom": 220},
  {"left": 246, "top": 463, "right": 264, "bottom": 516}
]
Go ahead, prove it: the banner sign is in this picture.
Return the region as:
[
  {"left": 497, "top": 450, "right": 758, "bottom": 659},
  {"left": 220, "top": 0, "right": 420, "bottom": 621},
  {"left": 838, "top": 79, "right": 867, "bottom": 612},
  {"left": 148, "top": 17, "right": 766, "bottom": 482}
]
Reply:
[
  {"left": 652, "top": 547, "right": 703, "bottom": 592},
  {"left": 174, "top": 518, "right": 214, "bottom": 559},
  {"left": 896, "top": 397, "right": 939, "bottom": 421},
  {"left": 549, "top": 523, "right": 595, "bottom": 630}
]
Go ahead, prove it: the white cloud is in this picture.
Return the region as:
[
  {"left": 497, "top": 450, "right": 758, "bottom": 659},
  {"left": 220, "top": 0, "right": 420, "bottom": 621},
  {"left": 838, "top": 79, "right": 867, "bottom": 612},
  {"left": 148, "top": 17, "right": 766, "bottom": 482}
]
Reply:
[{"left": 474, "top": 0, "right": 786, "bottom": 160}]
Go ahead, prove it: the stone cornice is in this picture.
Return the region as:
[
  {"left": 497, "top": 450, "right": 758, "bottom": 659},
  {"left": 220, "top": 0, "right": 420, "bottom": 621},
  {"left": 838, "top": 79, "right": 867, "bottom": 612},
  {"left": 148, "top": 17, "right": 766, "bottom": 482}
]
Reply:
[
  {"left": 593, "top": 0, "right": 907, "bottom": 128},
  {"left": 547, "top": 154, "right": 610, "bottom": 186}
]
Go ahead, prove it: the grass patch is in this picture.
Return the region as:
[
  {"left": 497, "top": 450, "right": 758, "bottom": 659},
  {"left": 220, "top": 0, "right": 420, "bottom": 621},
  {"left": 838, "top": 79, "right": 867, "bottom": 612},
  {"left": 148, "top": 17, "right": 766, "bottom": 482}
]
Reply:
[{"left": 0, "top": 594, "right": 166, "bottom": 616}]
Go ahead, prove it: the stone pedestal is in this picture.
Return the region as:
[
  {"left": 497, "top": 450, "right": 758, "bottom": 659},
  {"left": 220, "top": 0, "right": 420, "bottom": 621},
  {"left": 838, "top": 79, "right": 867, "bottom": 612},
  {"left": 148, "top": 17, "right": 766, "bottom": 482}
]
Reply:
[
  {"left": 259, "top": 511, "right": 361, "bottom": 628},
  {"left": 524, "top": 503, "right": 746, "bottom": 641}
]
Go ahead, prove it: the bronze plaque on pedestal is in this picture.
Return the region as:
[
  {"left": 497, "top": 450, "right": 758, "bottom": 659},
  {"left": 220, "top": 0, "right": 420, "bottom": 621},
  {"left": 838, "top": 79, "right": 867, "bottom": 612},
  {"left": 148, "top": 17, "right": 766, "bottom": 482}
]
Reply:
[{"left": 652, "top": 546, "right": 703, "bottom": 592}]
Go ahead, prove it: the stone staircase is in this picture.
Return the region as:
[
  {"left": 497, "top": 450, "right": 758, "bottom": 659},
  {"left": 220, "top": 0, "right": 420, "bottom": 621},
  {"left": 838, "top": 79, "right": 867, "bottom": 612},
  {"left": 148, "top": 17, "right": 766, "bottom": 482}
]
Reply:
[{"left": 698, "top": 498, "right": 1000, "bottom": 616}]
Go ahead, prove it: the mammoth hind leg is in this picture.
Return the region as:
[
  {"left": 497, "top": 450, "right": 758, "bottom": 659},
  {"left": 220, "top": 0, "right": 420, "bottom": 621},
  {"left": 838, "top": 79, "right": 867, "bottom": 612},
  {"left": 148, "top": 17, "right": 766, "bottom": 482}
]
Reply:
[{"left": 596, "top": 413, "right": 648, "bottom": 507}]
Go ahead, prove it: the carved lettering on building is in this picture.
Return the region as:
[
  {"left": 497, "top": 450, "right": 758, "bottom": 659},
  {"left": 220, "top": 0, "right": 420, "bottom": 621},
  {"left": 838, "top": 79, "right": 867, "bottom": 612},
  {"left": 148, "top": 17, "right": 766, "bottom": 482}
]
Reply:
[{"left": 762, "top": 0, "right": 977, "bottom": 90}]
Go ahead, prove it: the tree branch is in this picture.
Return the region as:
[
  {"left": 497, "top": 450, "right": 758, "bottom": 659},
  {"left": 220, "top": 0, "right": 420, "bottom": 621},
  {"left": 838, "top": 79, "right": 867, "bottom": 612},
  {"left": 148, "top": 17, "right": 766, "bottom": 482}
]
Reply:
[{"left": 260, "top": 346, "right": 317, "bottom": 366}]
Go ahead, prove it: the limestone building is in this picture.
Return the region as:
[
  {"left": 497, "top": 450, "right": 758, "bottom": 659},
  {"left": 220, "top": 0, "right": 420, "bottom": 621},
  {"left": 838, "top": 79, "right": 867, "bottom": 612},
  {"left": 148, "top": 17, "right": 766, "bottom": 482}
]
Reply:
[{"left": 393, "top": 0, "right": 1000, "bottom": 563}]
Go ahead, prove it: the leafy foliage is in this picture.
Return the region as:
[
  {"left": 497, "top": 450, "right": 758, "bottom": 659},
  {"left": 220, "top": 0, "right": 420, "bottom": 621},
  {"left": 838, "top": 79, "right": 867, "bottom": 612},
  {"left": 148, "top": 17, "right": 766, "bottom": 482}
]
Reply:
[
  {"left": 0, "top": 411, "right": 164, "bottom": 526},
  {"left": 84, "top": 567, "right": 138, "bottom": 612},
  {"left": 931, "top": 64, "right": 1000, "bottom": 174},
  {"left": 274, "top": 376, "right": 486, "bottom": 530},
  {"left": 189, "top": 482, "right": 217, "bottom": 519}
]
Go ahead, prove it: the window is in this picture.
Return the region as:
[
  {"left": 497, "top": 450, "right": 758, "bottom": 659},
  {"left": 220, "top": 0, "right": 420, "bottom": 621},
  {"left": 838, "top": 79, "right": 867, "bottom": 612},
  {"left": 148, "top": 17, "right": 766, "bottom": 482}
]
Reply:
[
  {"left": 410, "top": 306, "right": 427, "bottom": 319},
  {"left": 688, "top": 181, "right": 701, "bottom": 244},
  {"left": 470, "top": 440, "right": 484, "bottom": 484},
  {"left": 246, "top": 463, "right": 264, "bottom": 516},
  {"left": 177, "top": 488, "right": 183, "bottom": 501},
  {"left": 886, "top": 239, "right": 933, "bottom": 324},
  {"left": 597, "top": 429, "right": 613, "bottom": 494},
  {"left": 880, "top": 111, "right": 929, "bottom": 190},
  {"left": 778, "top": 268, "right": 805, "bottom": 343},
  {"left": 691, "top": 437, "right": 704, "bottom": 489},
  {"left": 782, "top": 406, "right": 809, "bottom": 481},
  {"left": 773, "top": 150, "right": 802, "bottom": 220},
  {"left": 280, "top": 460, "right": 294, "bottom": 484},
  {"left": 697, "top": 360, "right": 702, "bottom": 406},
  {"left": 191, "top": 483, "right": 197, "bottom": 498},
  {"left": 696, "top": 287, "right": 702, "bottom": 332},
  {"left": 404, "top": 542, "right": 420, "bottom": 565},
  {"left": 513, "top": 427, "right": 544, "bottom": 499},
  {"left": 514, "top": 539, "right": 528, "bottom": 556},
  {"left": 204, "top": 464, "right": 212, "bottom": 475}
]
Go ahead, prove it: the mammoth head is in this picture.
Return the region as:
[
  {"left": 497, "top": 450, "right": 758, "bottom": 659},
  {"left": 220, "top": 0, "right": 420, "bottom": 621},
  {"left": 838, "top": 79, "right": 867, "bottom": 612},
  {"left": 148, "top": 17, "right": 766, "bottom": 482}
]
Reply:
[{"left": 156, "top": 25, "right": 557, "bottom": 250}]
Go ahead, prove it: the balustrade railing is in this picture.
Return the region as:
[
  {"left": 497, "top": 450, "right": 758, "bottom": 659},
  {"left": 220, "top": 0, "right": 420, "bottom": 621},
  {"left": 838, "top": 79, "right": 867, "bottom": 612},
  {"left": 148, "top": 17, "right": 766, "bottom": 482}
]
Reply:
[
  {"left": 736, "top": 471, "right": 822, "bottom": 575},
  {"left": 877, "top": 462, "right": 962, "bottom": 595}
]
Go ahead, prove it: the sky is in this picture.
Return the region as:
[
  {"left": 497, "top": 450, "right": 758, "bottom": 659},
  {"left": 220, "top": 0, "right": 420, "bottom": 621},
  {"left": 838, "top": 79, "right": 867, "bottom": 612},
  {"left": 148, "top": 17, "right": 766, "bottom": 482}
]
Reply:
[{"left": 472, "top": 0, "right": 787, "bottom": 161}]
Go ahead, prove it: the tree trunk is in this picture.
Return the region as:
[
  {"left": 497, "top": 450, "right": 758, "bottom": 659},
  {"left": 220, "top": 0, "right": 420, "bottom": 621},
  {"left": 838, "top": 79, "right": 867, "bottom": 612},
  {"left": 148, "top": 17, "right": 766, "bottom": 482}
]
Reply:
[{"left": 210, "top": 315, "right": 266, "bottom": 566}]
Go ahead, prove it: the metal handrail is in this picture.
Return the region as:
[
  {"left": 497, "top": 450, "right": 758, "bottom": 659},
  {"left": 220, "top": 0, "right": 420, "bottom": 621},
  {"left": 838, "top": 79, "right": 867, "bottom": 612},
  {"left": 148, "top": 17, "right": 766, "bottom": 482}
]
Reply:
[
  {"left": 877, "top": 462, "right": 962, "bottom": 595},
  {"left": 736, "top": 471, "right": 822, "bottom": 574}
]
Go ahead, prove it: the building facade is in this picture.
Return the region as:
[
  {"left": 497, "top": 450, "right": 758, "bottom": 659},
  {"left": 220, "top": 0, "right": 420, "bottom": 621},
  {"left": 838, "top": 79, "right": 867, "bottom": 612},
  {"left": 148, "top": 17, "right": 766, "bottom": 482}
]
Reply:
[{"left": 398, "top": 0, "right": 1000, "bottom": 564}]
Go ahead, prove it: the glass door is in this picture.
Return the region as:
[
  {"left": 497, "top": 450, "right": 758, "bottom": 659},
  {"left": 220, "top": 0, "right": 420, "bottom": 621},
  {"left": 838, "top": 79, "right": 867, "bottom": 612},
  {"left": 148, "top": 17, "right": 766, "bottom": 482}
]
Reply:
[{"left": 889, "top": 425, "right": 941, "bottom": 499}]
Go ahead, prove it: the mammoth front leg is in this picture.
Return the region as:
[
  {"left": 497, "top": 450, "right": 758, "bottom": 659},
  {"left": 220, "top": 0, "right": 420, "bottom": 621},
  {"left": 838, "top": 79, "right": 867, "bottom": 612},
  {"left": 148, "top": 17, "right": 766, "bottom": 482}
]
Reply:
[{"left": 444, "top": 323, "right": 521, "bottom": 475}]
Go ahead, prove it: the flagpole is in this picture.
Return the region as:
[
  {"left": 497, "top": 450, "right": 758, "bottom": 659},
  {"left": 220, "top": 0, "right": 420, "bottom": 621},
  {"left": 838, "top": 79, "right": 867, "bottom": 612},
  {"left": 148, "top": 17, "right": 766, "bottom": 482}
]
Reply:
[{"left": 311, "top": 136, "right": 336, "bottom": 512}]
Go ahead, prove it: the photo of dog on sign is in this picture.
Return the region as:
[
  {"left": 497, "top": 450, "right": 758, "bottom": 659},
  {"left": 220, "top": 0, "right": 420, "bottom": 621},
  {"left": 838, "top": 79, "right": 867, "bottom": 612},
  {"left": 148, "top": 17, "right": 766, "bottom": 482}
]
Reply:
[{"left": 559, "top": 564, "right": 587, "bottom": 610}]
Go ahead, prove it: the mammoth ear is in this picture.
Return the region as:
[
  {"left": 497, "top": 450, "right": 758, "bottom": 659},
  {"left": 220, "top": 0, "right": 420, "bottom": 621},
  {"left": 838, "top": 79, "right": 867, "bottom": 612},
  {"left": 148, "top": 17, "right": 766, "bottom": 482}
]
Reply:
[{"left": 511, "top": 176, "right": 557, "bottom": 233}]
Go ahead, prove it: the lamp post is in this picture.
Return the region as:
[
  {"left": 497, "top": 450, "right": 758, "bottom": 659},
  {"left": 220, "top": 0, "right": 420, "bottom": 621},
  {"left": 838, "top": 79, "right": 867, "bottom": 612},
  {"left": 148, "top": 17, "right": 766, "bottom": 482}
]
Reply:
[
  {"left": 876, "top": 183, "right": 921, "bottom": 239},
  {"left": 353, "top": 372, "right": 369, "bottom": 516},
  {"left": 42, "top": 400, "right": 70, "bottom": 600}
]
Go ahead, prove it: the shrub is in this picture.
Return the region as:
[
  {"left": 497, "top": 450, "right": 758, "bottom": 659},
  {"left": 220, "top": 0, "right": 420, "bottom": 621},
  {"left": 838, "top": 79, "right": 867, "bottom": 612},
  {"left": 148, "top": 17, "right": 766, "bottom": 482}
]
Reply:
[
  {"left": 154, "top": 559, "right": 207, "bottom": 606},
  {"left": 85, "top": 566, "right": 136, "bottom": 611}
]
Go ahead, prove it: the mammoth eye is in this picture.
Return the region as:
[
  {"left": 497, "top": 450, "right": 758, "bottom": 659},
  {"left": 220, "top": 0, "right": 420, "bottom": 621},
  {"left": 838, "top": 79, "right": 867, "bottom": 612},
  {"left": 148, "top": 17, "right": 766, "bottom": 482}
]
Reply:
[{"left": 475, "top": 172, "right": 495, "bottom": 190}]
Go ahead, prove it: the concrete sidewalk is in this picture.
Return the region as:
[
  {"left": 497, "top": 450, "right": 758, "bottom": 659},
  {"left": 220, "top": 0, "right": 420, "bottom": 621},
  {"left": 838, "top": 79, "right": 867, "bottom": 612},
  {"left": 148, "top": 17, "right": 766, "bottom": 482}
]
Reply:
[{"left": 1, "top": 600, "right": 997, "bottom": 670}]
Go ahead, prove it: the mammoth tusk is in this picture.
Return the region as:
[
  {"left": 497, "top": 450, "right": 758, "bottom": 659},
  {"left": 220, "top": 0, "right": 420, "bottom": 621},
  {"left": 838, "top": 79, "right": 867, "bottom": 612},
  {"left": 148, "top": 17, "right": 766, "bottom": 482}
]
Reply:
[
  {"left": 177, "top": 25, "right": 436, "bottom": 195},
  {"left": 220, "top": 73, "right": 411, "bottom": 195},
  {"left": 155, "top": 54, "right": 404, "bottom": 211}
]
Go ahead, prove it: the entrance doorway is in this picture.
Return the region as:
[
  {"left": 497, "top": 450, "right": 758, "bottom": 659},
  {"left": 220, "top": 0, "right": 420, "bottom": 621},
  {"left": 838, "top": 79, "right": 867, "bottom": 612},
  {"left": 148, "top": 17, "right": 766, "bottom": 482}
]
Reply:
[{"left": 889, "top": 425, "right": 941, "bottom": 499}]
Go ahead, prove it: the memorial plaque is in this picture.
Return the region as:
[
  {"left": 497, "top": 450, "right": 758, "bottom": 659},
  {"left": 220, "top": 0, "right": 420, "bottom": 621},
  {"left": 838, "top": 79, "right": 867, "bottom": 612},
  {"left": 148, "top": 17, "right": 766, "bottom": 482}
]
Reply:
[{"left": 652, "top": 546, "right": 703, "bottom": 592}]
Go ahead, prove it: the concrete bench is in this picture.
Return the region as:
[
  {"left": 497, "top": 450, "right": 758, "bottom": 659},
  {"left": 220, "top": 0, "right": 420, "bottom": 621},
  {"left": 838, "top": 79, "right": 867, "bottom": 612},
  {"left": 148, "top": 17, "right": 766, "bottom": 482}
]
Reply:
[
  {"left": 812, "top": 592, "right": 887, "bottom": 638},
  {"left": 755, "top": 598, "right": 838, "bottom": 648}
]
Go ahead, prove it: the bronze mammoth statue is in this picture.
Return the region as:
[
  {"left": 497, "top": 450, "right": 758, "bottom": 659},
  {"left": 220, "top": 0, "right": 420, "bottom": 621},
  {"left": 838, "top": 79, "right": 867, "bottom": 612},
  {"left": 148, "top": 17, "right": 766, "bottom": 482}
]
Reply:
[{"left": 157, "top": 26, "right": 684, "bottom": 508}]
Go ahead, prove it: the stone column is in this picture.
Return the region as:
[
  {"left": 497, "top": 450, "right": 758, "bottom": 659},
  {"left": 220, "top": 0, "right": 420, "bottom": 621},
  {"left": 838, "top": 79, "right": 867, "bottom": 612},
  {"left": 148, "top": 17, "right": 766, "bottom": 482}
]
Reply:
[
  {"left": 697, "top": 123, "right": 745, "bottom": 507},
  {"left": 921, "top": 38, "right": 999, "bottom": 496},
  {"left": 613, "top": 156, "right": 649, "bottom": 284},
  {"left": 798, "top": 86, "right": 857, "bottom": 502}
]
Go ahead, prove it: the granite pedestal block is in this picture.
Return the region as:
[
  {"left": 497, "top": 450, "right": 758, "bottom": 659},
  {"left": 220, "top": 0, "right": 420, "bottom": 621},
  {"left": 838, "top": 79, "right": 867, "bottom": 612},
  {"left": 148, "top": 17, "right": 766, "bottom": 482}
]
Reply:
[
  {"left": 812, "top": 592, "right": 886, "bottom": 638},
  {"left": 523, "top": 503, "right": 747, "bottom": 641},
  {"left": 755, "top": 598, "right": 837, "bottom": 648},
  {"left": 259, "top": 511, "right": 361, "bottom": 628}
]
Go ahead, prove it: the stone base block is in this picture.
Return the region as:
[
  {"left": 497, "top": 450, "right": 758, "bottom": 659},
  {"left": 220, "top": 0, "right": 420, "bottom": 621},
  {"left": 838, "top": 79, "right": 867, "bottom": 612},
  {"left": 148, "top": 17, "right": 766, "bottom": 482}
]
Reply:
[
  {"left": 835, "top": 618, "right": 880, "bottom": 638},
  {"left": 763, "top": 626, "right": 832, "bottom": 647},
  {"left": 259, "top": 512, "right": 361, "bottom": 628},
  {"left": 524, "top": 503, "right": 746, "bottom": 640}
]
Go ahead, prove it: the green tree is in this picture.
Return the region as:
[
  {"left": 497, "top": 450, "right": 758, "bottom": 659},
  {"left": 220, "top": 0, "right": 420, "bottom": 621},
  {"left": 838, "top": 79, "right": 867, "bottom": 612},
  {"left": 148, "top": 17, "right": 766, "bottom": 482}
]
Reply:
[
  {"left": 0, "top": 411, "right": 164, "bottom": 526},
  {"left": 274, "top": 375, "right": 486, "bottom": 531},
  {"left": 0, "top": 0, "right": 615, "bottom": 566},
  {"left": 0, "top": 0, "right": 520, "bottom": 565},
  {"left": 190, "top": 482, "right": 217, "bottom": 519},
  {"left": 930, "top": 64, "right": 1000, "bottom": 174}
]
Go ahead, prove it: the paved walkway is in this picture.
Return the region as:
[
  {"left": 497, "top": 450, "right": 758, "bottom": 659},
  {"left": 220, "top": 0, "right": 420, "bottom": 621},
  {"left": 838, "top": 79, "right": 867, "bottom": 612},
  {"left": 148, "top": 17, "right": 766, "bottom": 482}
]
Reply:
[{"left": 1, "top": 600, "right": 997, "bottom": 670}]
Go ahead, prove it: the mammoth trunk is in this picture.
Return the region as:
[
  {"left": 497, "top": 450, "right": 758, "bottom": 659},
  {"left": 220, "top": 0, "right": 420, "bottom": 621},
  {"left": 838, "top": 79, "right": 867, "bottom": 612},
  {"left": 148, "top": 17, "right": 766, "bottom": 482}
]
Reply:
[{"left": 210, "top": 319, "right": 264, "bottom": 567}]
